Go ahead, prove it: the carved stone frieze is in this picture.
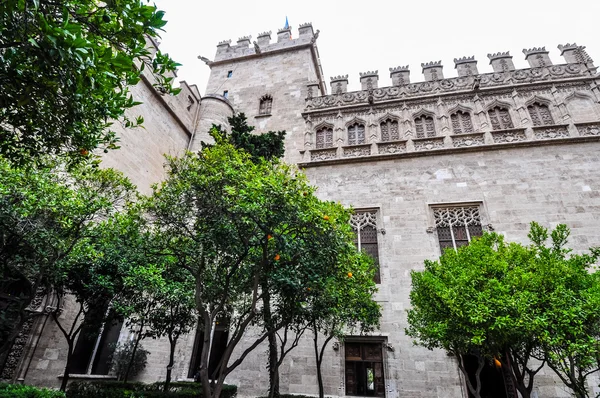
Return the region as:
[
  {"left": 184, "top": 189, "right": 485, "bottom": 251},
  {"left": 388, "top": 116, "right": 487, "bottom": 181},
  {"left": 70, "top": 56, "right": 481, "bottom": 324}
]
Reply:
[
  {"left": 533, "top": 125, "right": 570, "bottom": 140},
  {"left": 378, "top": 141, "right": 407, "bottom": 154},
  {"left": 413, "top": 137, "right": 445, "bottom": 151},
  {"left": 343, "top": 144, "right": 371, "bottom": 158},
  {"left": 491, "top": 129, "right": 528, "bottom": 143},
  {"left": 452, "top": 133, "right": 485, "bottom": 148},
  {"left": 305, "top": 64, "right": 591, "bottom": 111},
  {"left": 575, "top": 122, "right": 600, "bottom": 136},
  {"left": 310, "top": 148, "right": 337, "bottom": 161}
]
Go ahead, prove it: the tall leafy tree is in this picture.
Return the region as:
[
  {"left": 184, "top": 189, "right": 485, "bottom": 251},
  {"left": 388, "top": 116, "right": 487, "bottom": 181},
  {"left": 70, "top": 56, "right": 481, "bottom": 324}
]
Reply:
[
  {"left": 204, "top": 113, "right": 286, "bottom": 163},
  {"left": 146, "top": 141, "right": 368, "bottom": 398},
  {"left": 0, "top": 0, "right": 180, "bottom": 164},
  {"left": 406, "top": 224, "right": 600, "bottom": 398},
  {"left": 527, "top": 223, "right": 600, "bottom": 398},
  {"left": 0, "top": 158, "right": 136, "bottom": 358}
]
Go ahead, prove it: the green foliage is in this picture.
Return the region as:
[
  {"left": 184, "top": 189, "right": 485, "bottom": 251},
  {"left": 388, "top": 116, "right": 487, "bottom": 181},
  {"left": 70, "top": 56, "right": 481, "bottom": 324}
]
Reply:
[
  {"left": 65, "top": 381, "right": 237, "bottom": 398},
  {"left": 146, "top": 142, "right": 373, "bottom": 398},
  {"left": 0, "top": 383, "right": 65, "bottom": 398},
  {"left": 0, "top": 156, "right": 137, "bottom": 356},
  {"left": 406, "top": 223, "right": 600, "bottom": 398},
  {"left": 109, "top": 340, "right": 150, "bottom": 381},
  {"left": 0, "top": 0, "right": 180, "bottom": 164},
  {"left": 204, "top": 113, "right": 286, "bottom": 163}
]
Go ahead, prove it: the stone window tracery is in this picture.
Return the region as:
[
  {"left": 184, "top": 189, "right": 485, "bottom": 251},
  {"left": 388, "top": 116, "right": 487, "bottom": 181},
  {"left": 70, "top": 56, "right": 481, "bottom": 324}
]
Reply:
[
  {"left": 259, "top": 95, "right": 273, "bottom": 115},
  {"left": 527, "top": 103, "right": 554, "bottom": 126},
  {"left": 380, "top": 119, "right": 399, "bottom": 141},
  {"left": 450, "top": 111, "right": 474, "bottom": 134},
  {"left": 350, "top": 210, "right": 381, "bottom": 284},
  {"left": 433, "top": 205, "right": 483, "bottom": 251},
  {"left": 414, "top": 115, "right": 436, "bottom": 138},
  {"left": 488, "top": 107, "right": 513, "bottom": 130},
  {"left": 315, "top": 127, "right": 333, "bottom": 149},
  {"left": 347, "top": 123, "right": 366, "bottom": 145}
]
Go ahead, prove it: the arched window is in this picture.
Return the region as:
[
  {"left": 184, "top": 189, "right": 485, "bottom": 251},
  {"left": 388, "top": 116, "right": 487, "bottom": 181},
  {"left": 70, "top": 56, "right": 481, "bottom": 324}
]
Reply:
[
  {"left": 527, "top": 103, "right": 554, "bottom": 126},
  {"left": 315, "top": 127, "right": 333, "bottom": 149},
  {"left": 380, "top": 119, "right": 399, "bottom": 141},
  {"left": 259, "top": 95, "right": 272, "bottom": 115},
  {"left": 488, "top": 107, "right": 513, "bottom": 130},
  {"left": 414, "top": 115, "right": 436, "bottom": 138},
  {"left": 347, "top": 123, "right": 366, "bottom": 145},
  {"left": 450, "top": 111, "right": 474, "bottom": 134}
]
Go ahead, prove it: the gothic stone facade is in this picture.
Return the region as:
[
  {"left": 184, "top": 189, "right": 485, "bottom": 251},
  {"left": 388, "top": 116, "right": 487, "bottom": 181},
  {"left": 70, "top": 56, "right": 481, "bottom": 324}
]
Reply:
[{"left": 4, "top": 25, "right": 600, "bottom": 398}]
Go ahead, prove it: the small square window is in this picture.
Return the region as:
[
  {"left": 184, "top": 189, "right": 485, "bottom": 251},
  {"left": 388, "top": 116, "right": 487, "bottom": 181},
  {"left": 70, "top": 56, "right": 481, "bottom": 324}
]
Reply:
[
  {"left": 223, "top": 90, "right": 229, "bottom": 99},
  {"left": 227, "top": 71, "right": 233, "bottom": 78}
]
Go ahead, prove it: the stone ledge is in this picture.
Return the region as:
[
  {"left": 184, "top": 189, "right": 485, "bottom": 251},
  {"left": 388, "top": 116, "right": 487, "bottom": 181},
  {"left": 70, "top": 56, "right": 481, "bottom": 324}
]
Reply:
[
  {"left": 532, "top": 124, "right": 570, "bottom": 139},
  {"left": 575, "top": 121, "right": 600, "bottom": 136},
  {"left": 254, "top": 113, "right": 272, "bottom": 119},
  {"left": 298, "top": 135, "right": 600, "bottom": 168},
  {"left": 58, "top": 374, "right": 117, "bottom": 380}
]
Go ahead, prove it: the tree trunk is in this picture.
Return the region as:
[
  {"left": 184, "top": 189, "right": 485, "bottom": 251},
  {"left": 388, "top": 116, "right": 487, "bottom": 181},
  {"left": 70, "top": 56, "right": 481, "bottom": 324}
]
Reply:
[
  {"left": 123, "top": 329, "right": 143, "bottom": 383},
  {"left": 59, "top": 341, "right": 74, "bottom": 392},
  {"left": 312, "top": 325, "right": 325, "bottom": 398},
  {"left": 263, "top": 288, "right": 279, "bottom": 398},
  {"left": 164, "top": 334, "right": 178, "bottom": 392}
]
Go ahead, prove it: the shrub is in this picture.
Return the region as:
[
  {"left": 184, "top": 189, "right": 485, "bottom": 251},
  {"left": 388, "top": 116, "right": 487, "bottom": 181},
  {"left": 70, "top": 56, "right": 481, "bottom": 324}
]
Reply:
[
  {"left": 108, "top": 340, "right": 150, "bottom": 381},
  {"left": 0, "top": 383, "right": 65, "bottom": 398},
  {"left": 65, "top": 381, "right": 237, "bottom": 398}
]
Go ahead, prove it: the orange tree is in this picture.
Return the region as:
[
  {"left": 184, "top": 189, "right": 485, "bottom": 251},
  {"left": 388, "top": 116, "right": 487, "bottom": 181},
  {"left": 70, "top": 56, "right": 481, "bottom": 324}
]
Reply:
[{"left": 146, "top": 140, "right": 378, "bottom": 398}]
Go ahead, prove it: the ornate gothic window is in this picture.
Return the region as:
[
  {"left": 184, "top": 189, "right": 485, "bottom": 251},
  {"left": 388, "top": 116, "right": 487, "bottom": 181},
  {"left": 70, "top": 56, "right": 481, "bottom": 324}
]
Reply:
[
  {"left": 488, "top": 107, "right": 513, "bottom": 130},
  {"left": 347, "top": 123, "right": 366, "bottom": 145},
  {"left": 315, "top": 127, "right": 333, "bottom": 149},
  {"left": 414, "top": 115, "right": 436, "bottom": 138},
  {"left": 380, "top": 119, "right": 399, "bottom": 141},
  {"left": 259, "top": 95, "right": 273, "bottom": 115},
  {"left": 345, "top": 340, "right": 385, "bottom": 396},
  {"left": 350, "top": 210, "right": 381, "bottom": 284},
  {"left": 433, "top": 205, "right": 483, "bottom": 251},
  {"left": 527, "top": 103, "right": 554, "bottom": 126},
  {"left": 450, "top": 111, "right": 474, "bottom": 134}
]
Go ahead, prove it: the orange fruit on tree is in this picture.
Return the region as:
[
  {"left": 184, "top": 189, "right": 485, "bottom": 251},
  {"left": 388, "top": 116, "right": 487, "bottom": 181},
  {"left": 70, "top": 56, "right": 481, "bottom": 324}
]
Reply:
[
  {"left": 79, "top": 149, "right": 89, "bottom": 156},
  {"left": 323, "top": 215, "right": 329, "bottom": 220},
  {"left": 274, "top": 254, "right": 280, "bottom": 261},
  {"left": 347, "top": 272, "right": 353, "bottom": 278},
  {"left": 267, "top": 234, "right": 273, "bottom": 240}
]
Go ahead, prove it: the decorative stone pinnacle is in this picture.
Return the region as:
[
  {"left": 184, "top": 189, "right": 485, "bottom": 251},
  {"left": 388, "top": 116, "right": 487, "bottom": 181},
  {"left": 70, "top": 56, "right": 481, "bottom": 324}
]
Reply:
[
  {"left": 523, "top": 47, "right": 548, "bottom": 56},
  {"left": 454, "top": 56, "right": 476, "bottom": 64},
  {"left": 421, "top": 61, "right": 442, "bottom": 69},
  {"left": 558, "top": 43, "right": 579, "bottom": 54},
  {"left": 330, "top": 75, "right": 349, "bottom": 81},
  {"left": 359, "top": 70, "right": 378, "bottom": 77},
  {"left": 257, "top": 31, "right": 272, "bottom": 37},
  {"left": 217, "top": 39, "right": 232, "bottom": 46},
  {"left": 487, "top": 51, "right": 511, "bottom": 60},
  {"left": 237, "top": 35, "right": 252, "bottom": 42},
  {"left": 278, "top": 26, "right": 292, "bottom": 33},
  {"left": 299, "top": 22, "right": 313, "bottom": 28},
  {"left": 389, "top": 65, "right": 409, "bottom": 73}
]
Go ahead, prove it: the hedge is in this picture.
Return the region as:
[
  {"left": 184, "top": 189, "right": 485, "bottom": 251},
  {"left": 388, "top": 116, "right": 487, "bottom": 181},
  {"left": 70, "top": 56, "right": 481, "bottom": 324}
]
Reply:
[
  {"left": 65, "top": 380, "right": 237, "bottom": 398},
  {"left": 0, "top": 383, "right": 65, "bottom": 398}
]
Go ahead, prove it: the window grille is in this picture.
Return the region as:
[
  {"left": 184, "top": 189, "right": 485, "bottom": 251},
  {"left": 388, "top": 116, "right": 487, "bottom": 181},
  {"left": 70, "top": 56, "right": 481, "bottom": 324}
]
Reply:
[
  {"left": 259, "top": 95, "right": 273, "bottom": 115},
  {"left": 380, "top": 119, "right": 399, "bottom": 141},
  {"left": 414, "top": 115, "right": 436, "bottom": 138},
  {"left": 450, "top": 111, "right": 474, "bottom": 134},
  {"left": 433, "top": 206, "right": 483, "bottom": 251},
  {"left": 488, "top": 107, "right": 513, "bottom": 130},
  {"left": 348, "top": 123, "right": 366, "bottom": 145},
  {"left": 315, "top": 127, "right": 333, "bottom": 149},
  {"left": 527, "top": 103, "right": 554, "bottom": 126},
  {"left": 350, "top": 210, "right": 381, "bottom": 283}
]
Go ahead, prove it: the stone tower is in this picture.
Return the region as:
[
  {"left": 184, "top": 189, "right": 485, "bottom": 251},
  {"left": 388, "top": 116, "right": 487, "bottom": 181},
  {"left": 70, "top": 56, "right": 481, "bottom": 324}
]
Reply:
[{"left": 192, "top": 23, "right": 326, "bottom": 164}]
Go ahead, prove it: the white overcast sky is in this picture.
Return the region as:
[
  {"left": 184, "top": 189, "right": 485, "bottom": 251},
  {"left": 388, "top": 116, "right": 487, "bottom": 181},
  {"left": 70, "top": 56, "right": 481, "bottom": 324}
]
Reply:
[{"left": 152, "top": 0, "right": 600, "bottom": 95}]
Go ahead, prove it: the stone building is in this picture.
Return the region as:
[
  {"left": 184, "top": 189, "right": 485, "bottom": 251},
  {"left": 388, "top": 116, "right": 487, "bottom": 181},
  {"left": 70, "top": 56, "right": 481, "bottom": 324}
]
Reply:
[{"left": 3, "top": 24, "right": 600, "bottom": 398}]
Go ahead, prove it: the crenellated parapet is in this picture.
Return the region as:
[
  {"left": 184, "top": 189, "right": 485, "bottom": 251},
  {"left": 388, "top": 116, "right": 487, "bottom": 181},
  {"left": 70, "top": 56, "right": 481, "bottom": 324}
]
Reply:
[
  {"left": 213, "top": 23, "right": 320, "bottom": 63},
  {"left": 305, "top": 43, "right": 598, "bottom": 111}
]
